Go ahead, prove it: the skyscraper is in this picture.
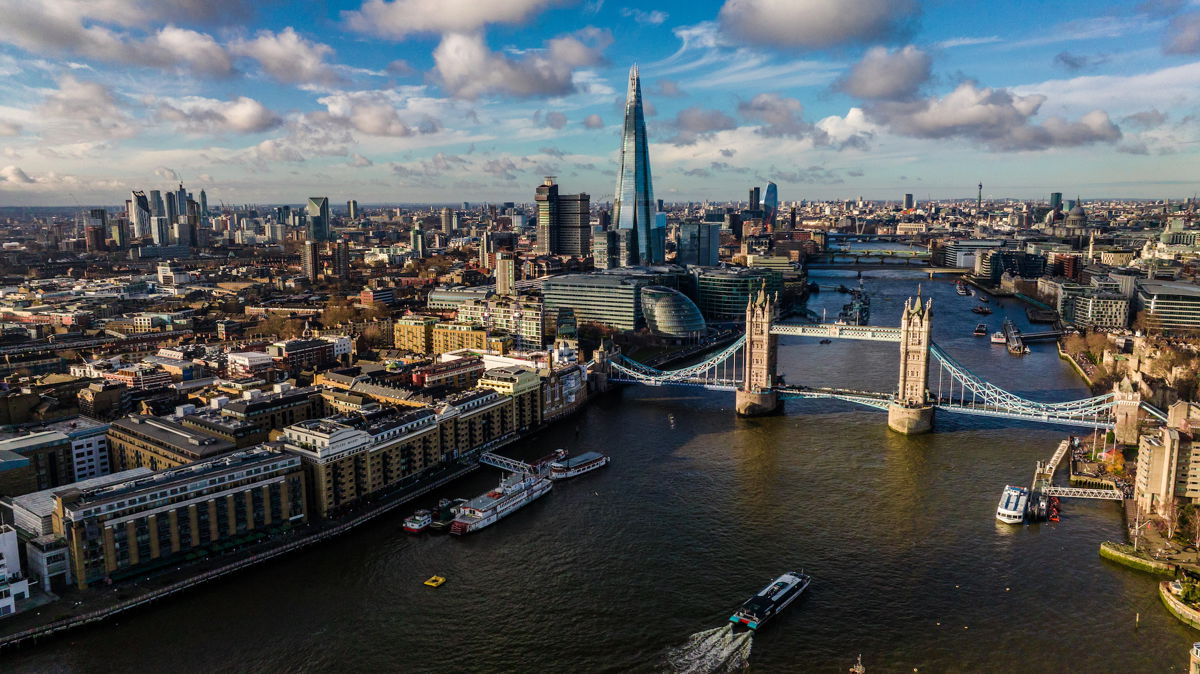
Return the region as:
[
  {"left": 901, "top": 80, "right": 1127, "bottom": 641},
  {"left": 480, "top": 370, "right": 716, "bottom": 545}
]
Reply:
[
  {"left": 306, "top": 197, "right": 330, "bottom": 242},
  {"left": 495, "top": 251, "right": 516, "bottom": 296},
  {"left": 347, "top": 200, "right": 359, "bottom": 219},
  {"left": 903, "top": 193, "right": 915, "bottom": 210},
  {"left": 749, "top": 186, "right": 761, "bottom": 212},
  {"left": 302, "top": 241, "right": 319, "bottom": 282},
  {"left": 165, "top": 192, "right": 178, "bottom": 224},
  {"left": 440, "top": 207, "right": 454, "bottom": 234},
  {"left": 762, "top": 182, "right": 778, "bottom": 232},
  {"left": 409, "top": 228, "right": 426, "bottom": 259},
  {"left": 175, "top": 184, "right": 188, "bottom": 220},
  {"left": 130, "top": 191, "right": 150, "bottom": 238},
  {"left": 149, "top": 190, "right": 164, "bottom": 218},
  {"left": 1050, "top": 192, "right": 1063, "bottom": 212},
  {"left": 535, "top": 177, "right": 591, "bottom": 257},
  {"left": 199, "top": 189, "right": 208, "bottom": 217},
  {"left": 613, "top": 64, "right": 658, "bottom": 266}
]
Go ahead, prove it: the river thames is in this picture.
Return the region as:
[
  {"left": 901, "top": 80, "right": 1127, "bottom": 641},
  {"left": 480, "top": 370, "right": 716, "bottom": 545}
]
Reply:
[{"left": 6, "top": 271, "right": 1194, "bottom": 672}]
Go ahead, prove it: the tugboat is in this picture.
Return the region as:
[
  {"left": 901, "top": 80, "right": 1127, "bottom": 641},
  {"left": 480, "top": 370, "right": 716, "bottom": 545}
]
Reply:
[
  {"left": 403, "top": 509, "right": 432, "bottom": 534},
  {"left": 549, "top": 451, "right": 610, "bottom": 480},
  {"left": 428, "top": 498, "right": 467, "bottom": 532},
  {"left": 974, "top": 323, "right": 987, "bottom": 336},
  {"left": 729, "top": 571, "right": 811, "bottom": 630}
]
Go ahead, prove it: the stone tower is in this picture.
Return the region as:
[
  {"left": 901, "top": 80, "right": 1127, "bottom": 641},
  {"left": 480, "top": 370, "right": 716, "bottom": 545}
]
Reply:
[
  {"left": 1113, "top": 376, "right": 1142, "bottom": 445},
  {"left": 888, "top": 295, "right": 934, "bottom": 434},
  {"left": 736, "top": 281, "right": 779, "bottom": 416}
]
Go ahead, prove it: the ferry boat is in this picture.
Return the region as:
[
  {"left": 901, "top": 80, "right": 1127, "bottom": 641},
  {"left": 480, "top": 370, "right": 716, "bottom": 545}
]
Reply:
[
  {"left": 955, "top": 281, "right": 970, "bottom": 296},
  {"left": 450, "top": 472, "right": 552, "bottom": 535},
  {"left": 549, "top": 451, "right": 610, "bottom": 480},
  {"left": 995, "top": 485, "right": 1029, "bottom": 524},
  {"left": 729, "top": 571, "right": 811, "bottom": 630},
  {"left": 990, "top": 331, "right": 1006, "bottom": 344},
  {"left": 428, "top": 498, "right": 467, "bottom": 532},
  {"left": 403, "top": 509, "right": 432, "bottom": 533},
  {"left": 973, "top": 323, "right": 987, "bottom": 336}
]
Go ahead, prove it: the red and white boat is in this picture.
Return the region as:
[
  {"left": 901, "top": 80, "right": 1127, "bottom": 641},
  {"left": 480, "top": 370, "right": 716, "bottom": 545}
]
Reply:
[{"left": 403, "top": 509, "right": 432, "bottom": 533}]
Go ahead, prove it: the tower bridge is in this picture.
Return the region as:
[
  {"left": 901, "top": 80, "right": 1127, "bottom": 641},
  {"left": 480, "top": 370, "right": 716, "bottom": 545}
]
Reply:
[{"left": 601, "top": 284, "right": 1156, "bottom": 436}]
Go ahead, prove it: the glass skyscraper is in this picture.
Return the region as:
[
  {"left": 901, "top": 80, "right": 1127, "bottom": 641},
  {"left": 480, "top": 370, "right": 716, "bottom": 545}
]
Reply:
[
  {"left": 613, "top": 64, "right": 660, "bottom": 266},
  {"left": 306, "top": 197, "right": 330, "bottom": 242},
  {"left": 762, "top": 181, "right": 778, "bottom": 231}
]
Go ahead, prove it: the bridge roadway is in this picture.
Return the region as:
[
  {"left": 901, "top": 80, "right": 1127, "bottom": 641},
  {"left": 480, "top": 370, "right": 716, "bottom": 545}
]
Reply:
[{"left": 770, "top": 323, "right": 902, "bottom": 341}]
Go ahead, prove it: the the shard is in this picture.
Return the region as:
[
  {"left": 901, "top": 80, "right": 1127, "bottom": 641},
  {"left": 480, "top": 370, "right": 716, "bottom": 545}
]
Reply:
[{"left": 613, "top": 64, "right": 661, "bottom": 266}]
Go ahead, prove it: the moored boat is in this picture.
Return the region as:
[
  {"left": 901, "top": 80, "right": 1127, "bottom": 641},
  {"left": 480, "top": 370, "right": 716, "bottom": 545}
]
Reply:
[
  {"left": 990, "top": 331, "right": 1006, "bottom": 344},
  {"left": 729, "top": 571, "right": 811, "bottom": 630},
  {"left": 974, "top": 323, "right": 987, "bottom": 336},
  {"left": 996, "top": 485, "right": 1028, "bottom": 524},
  {"left": 428, "top": 498, "right": 467, "bottom": 532},
  {"left": 450, "top": 472, "right": 552, "bottom": 535},
  {"left": 403, "top": 509, "right": 432, "bottom": 533},
  {"left": 549, "top": 451, "right": 610, "bottom": 480}
]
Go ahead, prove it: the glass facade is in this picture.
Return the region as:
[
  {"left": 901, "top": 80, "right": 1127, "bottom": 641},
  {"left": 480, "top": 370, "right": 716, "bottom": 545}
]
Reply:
[
  {"left": 641, "top": 286, "right": 706, "bottom": 339},
  {"left": 762, "top": 182, "right": 778, "bottom": 230},
  {"left": 613, "top": 65, "right": 660, "bottom": 266},
  {"left": 306, "top": 197, "right": 330, "bottom": 242},
  {"left": 696, "top": 268, "right": 783, "bottom": 321},
  {"left": 542, "top": 274, "right": 647, "bottom": 331}
]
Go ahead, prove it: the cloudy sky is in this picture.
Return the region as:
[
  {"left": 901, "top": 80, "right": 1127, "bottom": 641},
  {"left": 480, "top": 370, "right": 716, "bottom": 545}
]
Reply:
[{"left": 1, "top": 0, "right": 1199, "bottom": 206}]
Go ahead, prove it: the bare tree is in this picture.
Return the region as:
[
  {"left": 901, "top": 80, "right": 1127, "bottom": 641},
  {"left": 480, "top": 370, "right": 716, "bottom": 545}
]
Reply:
[{"left": 1163, "top": 498, "right": 1180, "bottom": 545}]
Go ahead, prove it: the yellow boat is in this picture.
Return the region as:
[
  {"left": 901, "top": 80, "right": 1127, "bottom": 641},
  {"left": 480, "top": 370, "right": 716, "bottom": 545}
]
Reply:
[{"left": 424, "top": 575, "right": 446, "bottom": 587}]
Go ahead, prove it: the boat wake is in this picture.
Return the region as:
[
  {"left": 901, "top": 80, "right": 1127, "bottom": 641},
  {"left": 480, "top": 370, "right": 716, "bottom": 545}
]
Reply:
[{"left": 664, "top": 624, "right": 752, "bottom": 673}]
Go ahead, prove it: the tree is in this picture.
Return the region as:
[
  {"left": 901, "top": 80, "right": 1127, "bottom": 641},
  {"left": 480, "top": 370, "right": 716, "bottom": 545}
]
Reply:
[{"left": 1163, "top": 498, "right": 1180, "bottom": 545}]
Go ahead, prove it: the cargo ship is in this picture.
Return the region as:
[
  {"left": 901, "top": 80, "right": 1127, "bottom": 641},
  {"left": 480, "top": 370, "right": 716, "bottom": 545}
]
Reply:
[
  {"left": 549, "top": 451, "right": 610, "bottom": 480},
  {"left": 449, "top": 471, "right": 552, "bottom": 535},
  {"left": 729, "top": 571, "right": 811, "bottom": 630}
]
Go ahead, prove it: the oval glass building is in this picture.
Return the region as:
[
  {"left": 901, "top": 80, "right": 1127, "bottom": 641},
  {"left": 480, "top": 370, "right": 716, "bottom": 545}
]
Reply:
[{"left": 640, "top": 286, "right": 706, "bottom": 340}]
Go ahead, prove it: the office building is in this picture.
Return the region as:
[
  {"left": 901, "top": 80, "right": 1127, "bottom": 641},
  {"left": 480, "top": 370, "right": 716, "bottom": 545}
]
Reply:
[
  {"left": 749, "top": 186, "right": 761, "bottom": 212},
  {"left": 199, "top": 189, "right": 208, "bottom": 217},
  {"left": 41, "top": 416, "right": 111, "bottom": 481},
  {"left": 130, "top": 191, "right": 150, "bottom": 238},
  {"left": 613, "top": 65, "right": 659, "bottom": 266},
  {"left": 306, "top": 197, "right": 330, "bottom": 242},
  {"left": 903, "top": 193, "right": 915, "bottom": 210},
  {"left": 762, "top": 182, "right": 778, "bottom": 231},
  {"left": 165, "top": 191, "right": 178, "bottom": 224},
  {"left": 409, "top": 228, "right": 426, "bottom": 259},
  {"left": 1050, "top": 192, "right": 1063, "bottom": 212},
  {"left": 302, "top": 240, "right": 319, "bottom": 282},
  {"left": 149, "top": 190, "right": 164, "bottom": 218},
  {"left": 268, "top": 338, "right": 336, "bottom": 373},
  {"left": 535, "top": 177, "right": 591, "bottom": 257},
  {"left": 0, "top": 432, "right": 74, "bottom": 493},
  {"left": 431, "top": 322, "right": 511, "bottom": 354},
  {"left": 55, "top": 447, "right": 307, "bottom": 589},
  {"left": 440, "top": 207, "right": 454, "bottom": 234},
  {"left": 676, "top": 222, "right": 720, "bottom": 266},
  {"left": 591, "top": 227, "right": 617, "bottom": 269},
  {"left": 347, "top": 199, "right": 359, "bottom": 219},
  {"left": 151, "top": 216, "right": 171, "bottom": 246},
  {"left": 1136, "top": 282, "right": 1200, "bottom": 332},
  {"left": 1070, "top": 294, "right": 1130, "bottom": 329},
  {"left": 695, "top": 268, "right": 784, "bottom": 321},
  {"left": 108, "top": 415, "right": 237, "bottom": 472},
  {"left": 543, "top": 274, "right": 648, "bottom": 331}
]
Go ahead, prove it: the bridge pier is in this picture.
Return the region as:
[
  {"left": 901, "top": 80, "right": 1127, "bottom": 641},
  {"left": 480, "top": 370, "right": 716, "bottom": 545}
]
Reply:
[
  {"left": 887, "top": 403, "right": 933, "bottom": 434},
  {"left": 736, "top": 389, "right": 780, "bottom": 416}
]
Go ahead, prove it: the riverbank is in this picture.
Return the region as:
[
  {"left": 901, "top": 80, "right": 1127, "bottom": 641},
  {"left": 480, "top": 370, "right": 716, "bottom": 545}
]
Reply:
[
  {"left": 1099, "top": 541, "right": 1177, "bottom": 576},
  {"left": 1058, "top": 340, "right": 1095, "bottom": 387},
  {"left": 1160, "top": 582, "right": 1200, "bottom": 632}
]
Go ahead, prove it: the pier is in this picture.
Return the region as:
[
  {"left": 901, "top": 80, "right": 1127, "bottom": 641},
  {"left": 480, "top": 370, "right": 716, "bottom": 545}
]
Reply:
[{"left": 1023, "top": 438, "right": 1124, "bottom": 521}]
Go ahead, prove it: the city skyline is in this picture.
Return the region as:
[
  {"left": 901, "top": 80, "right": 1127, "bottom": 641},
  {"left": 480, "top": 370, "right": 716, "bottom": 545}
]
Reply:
[{"left": 1, "top": 1, "right": 1200, "bottom": 205}]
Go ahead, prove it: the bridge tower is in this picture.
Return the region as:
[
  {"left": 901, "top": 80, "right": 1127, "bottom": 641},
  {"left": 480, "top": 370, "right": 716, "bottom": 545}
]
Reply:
[
  {"left": 888, "top": 295, "right": 934, "bottom": 434},
  {"left": 1113, "top": 376, "right": 1142, "bottom": 445},
  {"left": 736, "top": 282, "right": 780, "bottom": 416}
]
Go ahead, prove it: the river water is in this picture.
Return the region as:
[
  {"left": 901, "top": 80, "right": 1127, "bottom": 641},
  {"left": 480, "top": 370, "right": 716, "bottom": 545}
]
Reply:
[{"left": 7, "top": 271, "right": 1195, "bottom": 672}]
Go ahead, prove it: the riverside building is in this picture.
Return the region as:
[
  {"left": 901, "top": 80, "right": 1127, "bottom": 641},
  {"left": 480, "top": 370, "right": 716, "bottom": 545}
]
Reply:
[{"left": 55, "top": 447, "right": 307, "bottom": 589}]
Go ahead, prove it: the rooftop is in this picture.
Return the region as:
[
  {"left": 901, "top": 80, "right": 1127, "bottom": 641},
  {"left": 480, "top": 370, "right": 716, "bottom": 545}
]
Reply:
[
  {"left": 11, "top": 468, "right": 153, "bottom": 519},
  {"left": 110, "top": 415, "right": 236, "bottom": 459}
]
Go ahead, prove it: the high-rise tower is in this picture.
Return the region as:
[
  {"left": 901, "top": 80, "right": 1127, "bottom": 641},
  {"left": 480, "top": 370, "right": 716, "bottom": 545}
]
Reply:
[
  {"left": 762, "top": 182, "right": 778, "bottom": 232},
  {"left": 613, "top": 64, "right": 659, "bottom": 266},
  {"left": 306, "top": 197, "right": 330, "bottom": 242}
]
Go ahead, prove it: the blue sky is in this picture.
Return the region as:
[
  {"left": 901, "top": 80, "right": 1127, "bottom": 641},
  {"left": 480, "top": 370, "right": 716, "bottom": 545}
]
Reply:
[{"left": 0, "top": 0, "right": 1198, "bottom": 205}]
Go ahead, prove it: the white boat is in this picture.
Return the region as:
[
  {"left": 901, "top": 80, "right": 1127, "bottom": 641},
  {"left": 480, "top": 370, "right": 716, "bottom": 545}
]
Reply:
[
  {"left": 450, "top": 472, "right": 552, "bottom": 535},
  {"left": 729, "top": 571, "right": 811, "bottom": 630},
  {"left": 549, "top": 451, "right": 610, "bottom": 480},
  {"left": 996, "top": 485, "right": 1029, "bottom": 524},
  {"left": 990, "top": 332, "right": 1006, "bottom": 344}
]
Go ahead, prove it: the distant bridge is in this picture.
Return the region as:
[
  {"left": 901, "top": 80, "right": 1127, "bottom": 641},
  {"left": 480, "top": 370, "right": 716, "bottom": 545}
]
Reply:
[{"left": 598, "top": 286, "right": 1156, "bottom": 437}]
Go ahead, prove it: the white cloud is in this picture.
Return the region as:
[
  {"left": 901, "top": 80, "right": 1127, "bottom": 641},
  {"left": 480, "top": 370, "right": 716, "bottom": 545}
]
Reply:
[
  {"left": 836, "top": 45, "right": 931, "bottom": 100},
  {"left": 666, "top": 107, "right": 737, "bottom": 145},
  {"left": 0, "top": 120, "right": 20, "bottom": 136},
  {"left": 432, "top": 30, "right": 609, "bottom": 99},
  {"left": 737, "top": 93, "right": 815, "bottom": 137},
  {"left": 583, "top": 113, "right": 604, "bottom": 128},
  {"left": 348, "top": 153, "right": 373, "bottom": 167},
  {"left": 620, "top": 8, "right": 668, "bottom": 25},
  {"left": 719, "top": 0, "right": 919, "bottom": 49},
  {"left": 1165, "top": 12, "right": 1200, "bottom": 54},
  {"left": 0, "top": 165, "right": 34, "bottom": 183},
  {"left": 936, "top": 36, "right": 1001, "bottom": 49},
  {"left": 156, "top": 96, "right": 282, "bottom": 134},
  {"left": 232, "top": 28, "right": 340, "bottom": 86},
  {"left": 38, "top": 75, "right": 137, "bottom": 141},
  {"left": 343, "top": 0, "right": 562, "bottom": 39}
]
